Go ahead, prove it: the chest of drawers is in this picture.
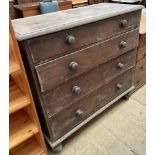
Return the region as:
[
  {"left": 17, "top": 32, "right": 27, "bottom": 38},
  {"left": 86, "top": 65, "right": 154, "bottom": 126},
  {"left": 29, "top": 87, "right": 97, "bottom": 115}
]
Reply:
[{"left": 12, "top": 3, "right": 143, "bottom": 152}]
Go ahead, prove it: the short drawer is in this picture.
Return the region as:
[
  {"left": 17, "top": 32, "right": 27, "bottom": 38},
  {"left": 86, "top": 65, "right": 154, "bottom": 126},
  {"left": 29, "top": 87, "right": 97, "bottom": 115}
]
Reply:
[
  {"left": 99, "top": 11, "right": 141, "bottom": 40},
  {"left": 42, "top": 50, "right": 136, "bottom": 117},
  {"left": 48, "top": 69, "right": 134, "bottom": 141},
  {"left": 28, "top": 22, "right": 99, "bottom": 63},
  {"left": 36, "top": 29, "right": 139, "bottom": 92},
  {"left": 28, "top": 11, "right": 141, "bottom": 63}
]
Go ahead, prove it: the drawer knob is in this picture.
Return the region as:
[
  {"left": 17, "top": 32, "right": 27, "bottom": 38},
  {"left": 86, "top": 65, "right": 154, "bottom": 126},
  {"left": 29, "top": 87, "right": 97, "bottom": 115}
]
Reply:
[
  {"left": 69, "top": 61, "right": 79, "bottom": 70},
  {"left": 121, "top": 20, "right": 128, "bottom": 27},
  {"left": 119, "top": 41, "right": 127, "bottom": 48},
  {"left": 116, "top": 83, "right": 123, "bottom": 89},
  {"left": 76, "top": 109, "right": 83, "bottom": 117},
  {"left": 117, "top": 62, "right": 124, "bottom": 69},
  {"left": 72, "top": 86, "right": 81, "bottom": 95},
  {"left": 66, "top": 35, "right": 76, "bottom": 44}
]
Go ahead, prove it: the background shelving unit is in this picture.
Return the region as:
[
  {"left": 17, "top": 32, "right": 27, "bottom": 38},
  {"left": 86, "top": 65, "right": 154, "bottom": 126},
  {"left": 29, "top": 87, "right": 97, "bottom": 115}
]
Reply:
[{"left": 9, "top": 18, "right": 47, "bottom": 155}]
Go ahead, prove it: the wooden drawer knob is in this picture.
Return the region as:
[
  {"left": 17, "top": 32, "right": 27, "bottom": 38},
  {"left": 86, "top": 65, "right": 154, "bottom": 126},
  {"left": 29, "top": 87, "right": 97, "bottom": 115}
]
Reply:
[
  {"left": 120, "top": 19, "right": 128, "bottom": 27},
  {"left": 76, "top": 109, "right": 83, "bottom": 117},
  {"left": 69, "top": 61, "right": 79, "bottom": 70},
  {"left": 117, "top": 62, "right": 124, "bottom": 69},
  {"left": 116, "top": 83, "right": 123, "bottom": 89},
  {"left": 119, "top": 41, "right": 127, "bottom": 48},
  {"left": 66, "top": 35, "right": 76, "bottom": 44},
  {"left": 72, "top": 86, "right": 81, "bottom": 95}
]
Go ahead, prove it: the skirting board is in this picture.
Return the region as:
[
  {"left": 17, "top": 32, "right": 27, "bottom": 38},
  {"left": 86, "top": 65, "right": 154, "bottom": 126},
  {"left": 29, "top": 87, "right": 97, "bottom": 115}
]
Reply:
[{"left": 44, "top": 86, "right": 135, "bottom": 148}]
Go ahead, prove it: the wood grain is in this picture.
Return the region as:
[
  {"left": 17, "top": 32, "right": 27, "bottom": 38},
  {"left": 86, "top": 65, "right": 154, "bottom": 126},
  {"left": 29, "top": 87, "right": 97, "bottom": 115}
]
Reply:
[
  {"left": 49, "top": 69, "right": 134, "bottom": 141},
  {"left": 35, "top": 29, "right": 139, "bottom": 92},
  {"left": 43, "top": 50, "right": 136, "bottom": 117},
  {"left": 9, "top": 110, "right": 39, "bottom": 149}
]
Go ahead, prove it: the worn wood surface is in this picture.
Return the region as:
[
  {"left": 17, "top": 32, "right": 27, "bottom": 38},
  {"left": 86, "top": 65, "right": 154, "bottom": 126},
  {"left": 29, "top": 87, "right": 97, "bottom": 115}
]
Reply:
[
  {"left": 48, "top": 69, "right": 134, "bottom": 141},
  {"left": 12, "top": 3, "right": 143, "bottom": 40},
  {"left": 35, "top": 29, "right": 139, "bottom": 92},
  {"left": 16, "top": 6, "right": 141, "bottom": 147},
  {"left": 43, "top": 50, "right": 136, "bottom": 117}
]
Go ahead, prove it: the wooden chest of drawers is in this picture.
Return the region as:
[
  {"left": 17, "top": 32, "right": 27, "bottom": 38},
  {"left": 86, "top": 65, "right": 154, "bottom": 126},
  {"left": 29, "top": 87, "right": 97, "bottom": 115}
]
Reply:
[{"left": 12, "top": 3, "right": 143, "bottom": 152}]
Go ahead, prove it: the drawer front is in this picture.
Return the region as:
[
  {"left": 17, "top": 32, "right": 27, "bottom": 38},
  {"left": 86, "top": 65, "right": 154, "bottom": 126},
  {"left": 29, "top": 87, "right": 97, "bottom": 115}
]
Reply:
[
  {"left": 28, "top": 22, "right": 99, "bottom": 63},
  {"left": 99, "top": 11, "right": 141, "bottom": 40},
  {"left": 43, "top": 50, "right": 136, "bottom": 117},
  {"left": 48, "top": 69, "right": 134, "bottom": 141},
  {"left": 36, "top": 29, "right": 139, "bottom": 92},
  {"left": 28, "top": 11, "right": 140, "bottom": 63}
]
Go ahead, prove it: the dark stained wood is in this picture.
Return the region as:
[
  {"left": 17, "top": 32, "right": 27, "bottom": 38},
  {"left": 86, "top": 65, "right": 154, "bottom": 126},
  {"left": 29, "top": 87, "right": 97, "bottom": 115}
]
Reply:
[
  {"left": 35, "top": 29, "right": 139, "bottom": 92},
  {"left": 28, "top": 22, "right": 99, "bottom": 63},
  {"left": 42, "top": 50, "right": 136, "bottom": 117},
  {"left": 49, "top": 69, "right": 135, "bottom": 141}
]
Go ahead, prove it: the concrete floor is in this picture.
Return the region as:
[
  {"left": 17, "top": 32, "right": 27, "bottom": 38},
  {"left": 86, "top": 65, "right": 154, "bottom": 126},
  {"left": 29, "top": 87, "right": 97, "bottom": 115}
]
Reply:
[{"left": 48, "top": 85, "right": 146, "bottom": 155}]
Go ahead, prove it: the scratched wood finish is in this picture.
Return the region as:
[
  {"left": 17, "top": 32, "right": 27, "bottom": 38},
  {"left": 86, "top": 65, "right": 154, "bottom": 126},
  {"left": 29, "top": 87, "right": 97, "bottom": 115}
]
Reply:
[
  {"left": 13, "top": 4, "right": 142, "bottom": 148},
  {"left": 12, "top": 3, "right": 143, "bottom": 41},
  {"left": 43, "top": 50, "right": 136, "bottom": 117},
  {"left": 28, "top": 11, "right": 140, "bottom": 63},
  {"left": 35, "top": 29, "right": 139, "bottom": 92},
  {"left": 48, "top": 69, "right": 134, "bottom": 141}
]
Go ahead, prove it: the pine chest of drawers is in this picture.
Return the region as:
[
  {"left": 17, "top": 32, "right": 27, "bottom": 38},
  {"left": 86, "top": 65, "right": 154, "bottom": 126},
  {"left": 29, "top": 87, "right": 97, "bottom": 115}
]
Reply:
[{"left": 12, "top": 3, "right": 143, "bottom": 152}]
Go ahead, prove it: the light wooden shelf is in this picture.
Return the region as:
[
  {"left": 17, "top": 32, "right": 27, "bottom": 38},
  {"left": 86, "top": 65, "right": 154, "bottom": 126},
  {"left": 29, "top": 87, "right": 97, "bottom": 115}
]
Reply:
[
  {"left": 9, "top": 80, "right": 30, "bottom": 114},
  {"left": 9, "top": 59, "right": 20, "bottom": 75},
  {"left": 9, "top": 110, "right": 39, "bottom": 150},
  {"left": 10, "top": 137, "right": 45, "bottom": 155}
]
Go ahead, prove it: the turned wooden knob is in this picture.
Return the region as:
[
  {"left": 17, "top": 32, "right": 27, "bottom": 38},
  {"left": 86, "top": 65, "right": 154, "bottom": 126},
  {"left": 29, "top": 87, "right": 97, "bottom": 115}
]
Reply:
[
  {"left": 119, "top": 41, "right": 127, "bottom": 48},
  {"left": 69, "top": 61, "right": 79, "bottom": 70},
  {"left": 72, "top": 86, "right": 81, "bottom": 95},
  {"left": 117, "top": 62, "right": 124, "bottom": 69},
  {"left": 116, "top": 83, "right": 123, "bottom": 89},
  {"left": 120, "top": 19, "right": 128, "bottom": 27},
  {"left": 76, "top": 109, "right": 83, "bottom": 117},
  {"left": 66, "top": 35, "right": 76, "bottom": 44}
]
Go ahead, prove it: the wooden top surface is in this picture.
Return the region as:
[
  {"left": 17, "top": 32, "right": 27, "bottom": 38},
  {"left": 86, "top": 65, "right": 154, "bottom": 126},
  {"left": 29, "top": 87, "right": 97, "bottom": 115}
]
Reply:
[
  {"left": 12, "top": 3, "right": 143, "bottom": 41},
  {"left": 140, "top": 8, "right": 146, "bottom": 34}
]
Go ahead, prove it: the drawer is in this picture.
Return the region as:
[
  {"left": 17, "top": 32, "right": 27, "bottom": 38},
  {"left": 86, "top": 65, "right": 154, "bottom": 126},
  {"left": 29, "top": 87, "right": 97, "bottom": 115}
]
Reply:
[
  {"left": 99, "top": 11, "right": 141, "bottom": 40},
  {"left": 28, "top": 22, "right": 99, "bottom": 63},
  {"left": 28, "top": 11, "right": 141, "bottom": 63},
  {"left": 48, "top": 69, "right": 134, "bottom": 141},
  {"left": 43, "top": 50, "right": 136, "bottom": 117},
  {"left": 36, "top": 29, "right": 139, "bottom": 92}
]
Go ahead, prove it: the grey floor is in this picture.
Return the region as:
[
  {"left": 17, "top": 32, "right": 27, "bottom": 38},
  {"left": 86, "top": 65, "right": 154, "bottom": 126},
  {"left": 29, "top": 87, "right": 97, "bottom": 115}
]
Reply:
[{"left": 48, "top": 86, "right": 146, "bottom": 155}]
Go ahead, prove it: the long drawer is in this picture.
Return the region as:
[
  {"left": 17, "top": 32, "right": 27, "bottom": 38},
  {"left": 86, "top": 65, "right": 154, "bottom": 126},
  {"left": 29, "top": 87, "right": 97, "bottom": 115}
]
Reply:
[
  {"left": 43, "top": 50, "right": 136, "bottom": 117},
  {"left": 35, "top": 29, "right": 139, "bottom": 92},
  {"left": 48, "top": 68, "right": 134, "bottom": 141},
  {"left": 28, "top": 11, "right": 140, "bottom": 63}
]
